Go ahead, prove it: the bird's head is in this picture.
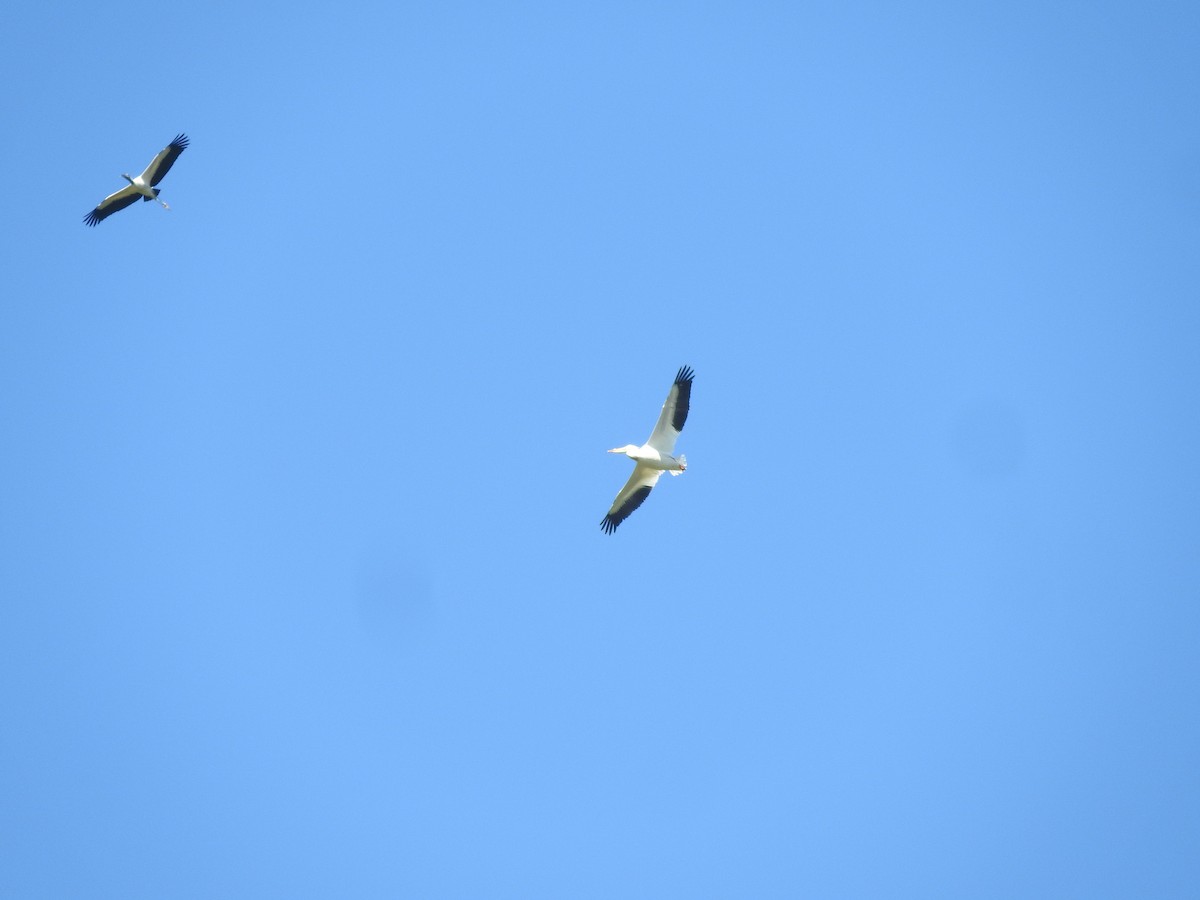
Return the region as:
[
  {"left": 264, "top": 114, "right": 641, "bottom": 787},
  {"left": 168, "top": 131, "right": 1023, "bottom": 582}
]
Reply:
[
  {"left": 121, "top": 173, "right": 134, "bottom": 184},
  {"left": 608, "top": 444, "right": 639, "bottom": 458}
]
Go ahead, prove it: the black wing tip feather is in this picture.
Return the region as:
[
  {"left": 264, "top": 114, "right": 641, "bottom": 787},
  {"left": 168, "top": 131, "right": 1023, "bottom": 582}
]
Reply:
[
  {"left": 83, "top": 191, "right": 139, "bottom": 226},
  {"left": 599, "top": 485, "right": 653, "bottom": 535},
  {"left": 671, "top": 365, "right": 694, "bottom": 432},
  {"left": 149, "top": 134, "right": 189, "bottom": 186}
]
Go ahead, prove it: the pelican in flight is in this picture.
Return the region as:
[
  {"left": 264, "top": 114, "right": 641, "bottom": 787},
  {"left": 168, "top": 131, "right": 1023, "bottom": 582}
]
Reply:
[
  {"left": 84, "top": 133, "right": 189, "bottom": 226},
  {"left": 601, "top": 365, "right": 694, "bottom": 534}
]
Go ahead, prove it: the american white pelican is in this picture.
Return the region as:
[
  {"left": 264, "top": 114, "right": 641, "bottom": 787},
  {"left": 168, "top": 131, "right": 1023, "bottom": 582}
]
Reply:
[
  {"left": 601, "top": 365, "right": 694, "bottom": 534},
  {"left": 83, "top": 133, "right": 189, "bottom": 226}
]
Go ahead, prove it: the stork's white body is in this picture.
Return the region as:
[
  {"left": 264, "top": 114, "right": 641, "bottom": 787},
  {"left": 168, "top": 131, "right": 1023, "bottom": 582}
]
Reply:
[
  {"left": 608, "top": 443, "right": 686, "bottom": 473},
  {"left": 122, "top": 171, "right": 167, "bottom": 205}
]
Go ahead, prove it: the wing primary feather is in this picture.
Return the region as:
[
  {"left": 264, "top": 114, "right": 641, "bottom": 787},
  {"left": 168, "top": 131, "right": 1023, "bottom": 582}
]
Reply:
[
  {"left": 600, "top": 485, "right": 653, "bottom": 534},
  {"left": 644, "top": 365, "right": 695, "bottom": 452},
  {"left": 670, "top": 365, "right": 693, "bottom": 433},
  {"left": 147, "top": 133, "right": 190, "bottom": 186},
  {"left": 83, "top": 188, "right": 140, "bottom": 226}
]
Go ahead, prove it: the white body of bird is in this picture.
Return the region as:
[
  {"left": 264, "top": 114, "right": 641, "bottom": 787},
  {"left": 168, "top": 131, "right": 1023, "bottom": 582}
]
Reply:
[
  {"left": 122, "top": 171, "right": 169, "bottom": 207},
  {"left": 607, "top": 444, "right": 687, "bottom": 473}
]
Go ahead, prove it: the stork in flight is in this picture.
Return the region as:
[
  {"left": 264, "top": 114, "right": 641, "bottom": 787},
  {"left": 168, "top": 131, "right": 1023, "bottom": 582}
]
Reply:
[
  {"left": 84, "top": 133, "right": 189, "bottom": 226},
  {"left": 601, "top": 365, "right": 694, "bottom": 534}
]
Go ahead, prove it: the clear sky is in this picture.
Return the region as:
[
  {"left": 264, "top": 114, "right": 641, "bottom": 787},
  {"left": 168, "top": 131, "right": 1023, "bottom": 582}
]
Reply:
[{"left": 2, "top": 2, "right": 1198, "bottom": 897}]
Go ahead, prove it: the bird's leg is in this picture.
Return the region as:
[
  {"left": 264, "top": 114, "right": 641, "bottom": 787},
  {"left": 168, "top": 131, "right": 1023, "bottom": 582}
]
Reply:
[{"left": 158, "top": 198, "right": 171, "bottom": 210}]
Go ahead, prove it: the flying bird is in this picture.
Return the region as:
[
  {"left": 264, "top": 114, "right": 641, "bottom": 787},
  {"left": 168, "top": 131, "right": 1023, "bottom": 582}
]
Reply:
[
  {"left": 83, "top": 133, "right": 190, "bottom": 226},
  {"left": 601, "top": 365, "right": 694, "bottom": 534}
]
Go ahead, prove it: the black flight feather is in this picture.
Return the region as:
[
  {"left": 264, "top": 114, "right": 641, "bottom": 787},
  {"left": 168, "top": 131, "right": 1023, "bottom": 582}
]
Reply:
[
  {"left": 671, "top": 365, "right": 694, "bottom": 433},
  {"left": 149, "top": 133, "right": 189, "bottom": 186},
  {"left": 83, "top": 191, "right": 139, "bottom": 226},
  {"left": 600, "top": 485, "right": 653, "bottom": 534}
]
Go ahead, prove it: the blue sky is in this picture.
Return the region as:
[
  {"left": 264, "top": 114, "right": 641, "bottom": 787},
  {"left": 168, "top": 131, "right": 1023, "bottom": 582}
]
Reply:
[{"left": 2, "top": 1, "right": 1199, "bottom": 896}]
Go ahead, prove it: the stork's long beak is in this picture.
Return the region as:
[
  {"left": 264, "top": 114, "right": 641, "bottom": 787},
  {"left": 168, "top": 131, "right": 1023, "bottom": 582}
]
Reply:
[{"left": 607, "top": 448, "right": 623, "bottom": 453}]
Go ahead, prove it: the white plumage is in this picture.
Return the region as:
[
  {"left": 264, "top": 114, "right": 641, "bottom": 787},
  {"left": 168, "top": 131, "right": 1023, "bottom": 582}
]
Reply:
[
  {"left": 84, "top": 134, "right": 189, "bottom": 227},
  {"left": 601, "top": 365, "right": 694, "bottom": 534}
]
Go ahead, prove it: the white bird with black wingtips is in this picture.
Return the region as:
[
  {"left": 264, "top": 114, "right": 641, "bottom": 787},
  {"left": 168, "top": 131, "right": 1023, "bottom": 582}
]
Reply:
[
  {"left": 84, "top": 133, "right": 189, "bottom": 226},
  {"left": 601, "top": 365, "right": 694, "bottom": 534}
]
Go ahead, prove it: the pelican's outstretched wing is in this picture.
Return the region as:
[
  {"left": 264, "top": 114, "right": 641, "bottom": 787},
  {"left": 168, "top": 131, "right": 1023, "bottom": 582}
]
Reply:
[
  {"left": 142, "top": 133, "right": 189, "bottom": 186},
  {"left": 645, "top": 365, "right": 694, "bottom": 454},
  {"left": 601, "top": 464, "right": 664, "bottom": 534},
  {"left": 83, "top": 184, "right": 141, "bottom": 226}
]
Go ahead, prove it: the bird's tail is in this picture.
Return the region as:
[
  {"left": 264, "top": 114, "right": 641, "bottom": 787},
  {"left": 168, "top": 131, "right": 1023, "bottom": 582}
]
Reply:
[
  {"left": 142, "top": 189, "right": 160, "bottom": 202},
  {"left": 670, "top": 454, "right": 687, "bottom": 475}
]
